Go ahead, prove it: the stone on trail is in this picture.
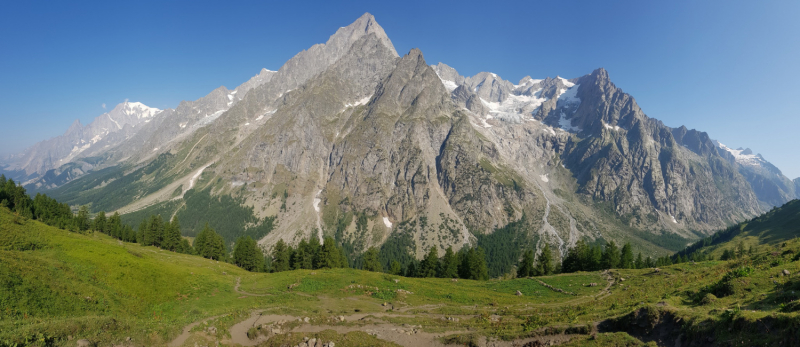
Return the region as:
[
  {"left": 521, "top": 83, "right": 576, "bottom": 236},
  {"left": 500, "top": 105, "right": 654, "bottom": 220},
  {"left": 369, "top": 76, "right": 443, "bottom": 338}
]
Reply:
[{"left": 76, "top": 340, "right": 91, "bottom": 347}]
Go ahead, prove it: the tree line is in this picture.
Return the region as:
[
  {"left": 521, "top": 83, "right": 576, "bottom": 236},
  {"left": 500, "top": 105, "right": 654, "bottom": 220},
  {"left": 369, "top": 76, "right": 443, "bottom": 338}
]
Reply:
[
  {"left": 3, "top": 174, "right": 730, "bottom": 279},
  {"left": 1, "top": 175, "right": 85, "bottom": 231},
  {"left": 357, "top": 244, "right": 490, "bottom": 280}
]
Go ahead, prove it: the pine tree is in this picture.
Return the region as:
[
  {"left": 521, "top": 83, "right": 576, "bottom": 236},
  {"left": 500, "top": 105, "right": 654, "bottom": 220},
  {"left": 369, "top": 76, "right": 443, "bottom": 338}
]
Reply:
[
  {"left": 316, "top": 237, "right": 342, "bottom": 269},
  {"left": 601, "top": 241, "right": 621, "bottom": 269},
  {"left": 272, "top": 239, "right": 291, "bottom": 272},
  {"left": 420, "top": 246, "right": 439, "bottom": 278},
  {"left": 634, "top": 252, "right": 644, "bottom": 269},
  {"left": 389, "top": 260, "right": 403, "bottom": 275},
  {"left": 362, "top": 247, "right": 382, "bottom": 272},
  {"left": 76, "top": 205, "right": 90, "bottom": 232},
  {"left": 162, "top": 216, "right": 182, "bottom": 252},
  {"left": 439, "top": 246, "right": 459, "bottom": 278},
  {"left": 93, "top": 211, "right": 107, "bottom": 234},
  {"left": 590, "top": 245, "right": 603, "bottom": 271},
  {"left": 517, "top": 249, "right": 535, "bottom": 278},
  {"left": 471, "top": 246, "right": 489, "bottom": 280},
  {"left": 233, "top": 236, "right": 264, "bottom": 272},
  {"left": 536, "top": 244, "right": 553, "bottom": 276},
  {"left": 620, "top": 243, "right": 634, "bottom": 269},
  {"left": 108, "top": 212, "right": 122, "bottom": 239}
]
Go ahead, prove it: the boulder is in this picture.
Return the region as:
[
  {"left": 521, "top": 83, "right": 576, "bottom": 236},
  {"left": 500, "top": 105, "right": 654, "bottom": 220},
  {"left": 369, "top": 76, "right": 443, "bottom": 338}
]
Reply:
[
  {"left": 516, "top": 290, "right": 523, "bottom": 296},
  {"left": 76, "top": 340, "right": 91, "bottom": 347},
  {"left": 783, "top": 269, "right": 791, "bottom": 276}
]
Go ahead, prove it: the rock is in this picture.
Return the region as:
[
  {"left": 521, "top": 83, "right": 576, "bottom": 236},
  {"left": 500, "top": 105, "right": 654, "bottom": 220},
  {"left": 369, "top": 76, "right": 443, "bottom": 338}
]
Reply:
[
  {"left": 393, "top": 279, "right": 399, "bottom": 283},
  {"left": 207, "top": 326, "right": 217, "bottom": 334},
  {"left": 451, "top": 278, "right": 458, "bottom": 282},
  {"left": 222, "top": 271, "right": 227, "bottom": 275},
  {"left": 654, "top": 268, "right": 661, "bottom": 272},
  {"left": 515, "top": 290, "right": 523, "bottom": 296},
  {"left": 620, "top": 277, "right": 626, "bottom": 281},
  {"left": 125, "top": 337, "right": 131, "bottom": 341},
  {"left": 589, "top": 283, "right": 598, "bottom": 287},
  {"left": 315, "top": 340, "right": 323, "bottom": 347},
  {"left": 338, "top": 315, "right": 345, "bottom": 322},
  {"left": 783, "top": 269, "right": 791, "bottom": 276},
  {"left": 329, "top": 342, "right": 335, "bottom": 347},
  {"left": 304, "top": 317, "right": 310, "bottom": 323},
  {"left": 308, "top": 338, "right": 316, "bottom": 346},
  {"left": 76, "top": 340, "right": 91, "bottom": 347},
  {"left": 382, "top": 302, "right": 388, "bottom": 306}
]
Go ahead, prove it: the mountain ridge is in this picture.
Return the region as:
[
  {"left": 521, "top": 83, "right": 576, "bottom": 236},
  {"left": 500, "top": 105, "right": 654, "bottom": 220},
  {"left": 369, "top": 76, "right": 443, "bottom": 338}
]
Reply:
[{"left": 4, "top": 13, "right": 792, "bottom": 260}]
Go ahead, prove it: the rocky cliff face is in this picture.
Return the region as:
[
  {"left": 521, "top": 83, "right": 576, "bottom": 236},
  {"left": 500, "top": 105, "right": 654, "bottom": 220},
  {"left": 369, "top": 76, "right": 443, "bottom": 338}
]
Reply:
[{"left": 27, "top": 13, "right": 785, "bottom": 259}]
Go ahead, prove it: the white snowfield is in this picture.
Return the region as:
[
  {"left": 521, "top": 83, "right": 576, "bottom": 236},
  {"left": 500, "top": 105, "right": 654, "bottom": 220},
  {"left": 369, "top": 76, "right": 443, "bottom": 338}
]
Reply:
[
  {"left": 717, "top": 142, "right": 765, "bottom": 167},
  {"left": 383, "top": 216, "right": 393, "bottom": 228}
]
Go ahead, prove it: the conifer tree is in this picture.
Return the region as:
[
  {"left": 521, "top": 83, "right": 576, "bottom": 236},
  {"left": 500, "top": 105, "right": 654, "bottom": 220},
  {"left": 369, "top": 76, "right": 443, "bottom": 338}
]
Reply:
[
  {"left": 93, "top": 211, "right": 107, "bottom": 233},
  {"left": 420, "top": 246, "right": 439, "bottom": 278},
  {"left": 634, "top": 252, "right": 644, "bottom": 269},
  {"left": 620, "top": 243, "right": 634, "bottom": 269},
  {"left": 439, "top": 246, "right": 459, "bottom": 278},
  {"left": 389, "top": 260, "right": 403, "bottom": 275},
  {"left": 601, "top": 241, "right": 621, "bottom": 269},
  {"left": 517, "top": 249, "right": 535, "bottom": 278},
  {"left": 362, "top": 247, "right": 382, "bottom": 272},
  {"left": 76, "top": 205, "right": 90, "bottom": 232},
  {"left": 271, "top": 239, "right": 291, "bottom": 272},
  {"left": 317, "top": 237, "right": 343, "bottom": 269},
  {"left": 536, "top": 244, "right": 553, "bottom": 276},
  {"left": 234, "top": 236, "right": 264, "bottom": 271},
  {"left": 108, "top": 212, "right": 122, "bottom": 239}
]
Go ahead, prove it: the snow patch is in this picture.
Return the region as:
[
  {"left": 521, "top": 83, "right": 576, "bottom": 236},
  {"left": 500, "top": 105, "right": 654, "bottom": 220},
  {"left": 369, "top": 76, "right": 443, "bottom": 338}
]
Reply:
[
  {"left": 152, "top": 147, "right": 158, "bottom": 152},
  {"left": 107, "top": 114, "right": 122, "bottom": 129},
  {"left": 557, "top": 84, "right": 581, "bottom": 106},
  {"left": 558, "top": 111, "right": 580, "bottom": 132},
  {"left": 244, "top": 122, "right": 250, "bottom": 126},
  {"left": 717, "top": 142, "right": 764, "bottom": 167},
  {"left": 383, "top": 217, "right": 393, "bottom": 228},
  {"left": 123, "top": 101, "right": 161, "bottom": 118},
  {"left": 540, "top": 174, "right": 549, "bottom": 182},
  {"left": 670, "top": 215, "right": 677, "bottom": 224},
  {"left": 91, "top": 135, "right": 103, "bottom": 144},
  {"left": 558, "top": 77, "right": 575, "bottom": 88},
  {"left": 603, "top": 122, "right": 621, "bottom": 131},
  {"left": 345, "top": 94, "right": 373, "bottom": 108}
]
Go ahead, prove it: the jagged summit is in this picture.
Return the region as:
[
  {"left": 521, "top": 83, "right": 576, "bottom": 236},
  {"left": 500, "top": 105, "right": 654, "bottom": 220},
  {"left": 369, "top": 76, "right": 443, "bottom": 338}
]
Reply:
[{"left": 5, "top": 13, "right": 794, "bottom": 261}]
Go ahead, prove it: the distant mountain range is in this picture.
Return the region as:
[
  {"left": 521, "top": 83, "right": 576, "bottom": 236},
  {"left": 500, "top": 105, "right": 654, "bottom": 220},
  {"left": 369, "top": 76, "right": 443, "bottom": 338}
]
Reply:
[{"left": 2, "top": 13, "right": 797, "bottom": 258}]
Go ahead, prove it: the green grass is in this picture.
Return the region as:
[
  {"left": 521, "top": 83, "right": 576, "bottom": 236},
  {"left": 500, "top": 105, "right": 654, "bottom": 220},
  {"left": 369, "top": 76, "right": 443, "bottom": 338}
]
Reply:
[{"left": 3, "top": 206, "right": 800, "bottom": 346}]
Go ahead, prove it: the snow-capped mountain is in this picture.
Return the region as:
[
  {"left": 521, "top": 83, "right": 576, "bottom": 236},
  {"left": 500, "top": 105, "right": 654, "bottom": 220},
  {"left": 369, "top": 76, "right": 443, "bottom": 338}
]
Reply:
[
  {"left": 0, "top": 101, "right": 162, "bottom": 183},
  {"left": 715, "top": 141, "right": 798, "bottom": 207},
  {"left": 6, "top": 13, "right": 793, "bottom": 259}
]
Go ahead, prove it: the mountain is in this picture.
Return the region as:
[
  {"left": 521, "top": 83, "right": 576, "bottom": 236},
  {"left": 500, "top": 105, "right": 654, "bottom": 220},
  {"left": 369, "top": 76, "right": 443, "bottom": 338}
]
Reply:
[
  {"left": 10, "top": 13, "right": 785, "bottom": 261},
  {"left": 0, "top": 101, "right": 161, "bottom": 185},
  {"left": 714, "top": 142, "right": 797, "bottom": 208},
  {"left": 796, "top": 178, "right": 800, "bottom": 198}
]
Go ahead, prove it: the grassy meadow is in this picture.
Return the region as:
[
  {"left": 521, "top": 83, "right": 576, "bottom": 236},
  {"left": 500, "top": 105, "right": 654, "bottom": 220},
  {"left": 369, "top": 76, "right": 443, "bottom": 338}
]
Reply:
[{"left": 3, "top": 206, "right": 800, "bottom": 346}]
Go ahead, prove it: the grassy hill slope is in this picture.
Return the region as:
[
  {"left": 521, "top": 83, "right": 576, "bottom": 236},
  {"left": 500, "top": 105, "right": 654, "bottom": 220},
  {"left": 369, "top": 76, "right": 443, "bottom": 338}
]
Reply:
[
  {"left": 3, "top": 206, "right": 800, "bottom": 346},
  {"left": 676, "top": 199, "right": 800, "bottom": 260}
]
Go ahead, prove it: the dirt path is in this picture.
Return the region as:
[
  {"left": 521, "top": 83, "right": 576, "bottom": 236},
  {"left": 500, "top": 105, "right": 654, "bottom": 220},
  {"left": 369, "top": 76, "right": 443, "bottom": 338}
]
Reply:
[
  {"left": 171, "top": 272, "right": 616, "bottom": 346},
  {"left": 168, "top": 314, "right": 226, "bottom": 347},
  {"left": 234, "top": 277, "right": 271, "bottom": 297}
]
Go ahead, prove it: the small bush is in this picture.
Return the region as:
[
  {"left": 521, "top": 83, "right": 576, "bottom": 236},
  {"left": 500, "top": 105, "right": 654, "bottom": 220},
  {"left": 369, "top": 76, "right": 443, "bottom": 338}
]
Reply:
[{"left": 701, "top": 293, "right": 718, "bottom": 305}]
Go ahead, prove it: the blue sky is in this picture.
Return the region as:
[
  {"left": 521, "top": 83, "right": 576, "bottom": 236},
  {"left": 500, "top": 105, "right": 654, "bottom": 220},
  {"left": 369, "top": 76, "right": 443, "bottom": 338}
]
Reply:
[{"left": 1, "top": 1, "right": 799, "bottom": 178}]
